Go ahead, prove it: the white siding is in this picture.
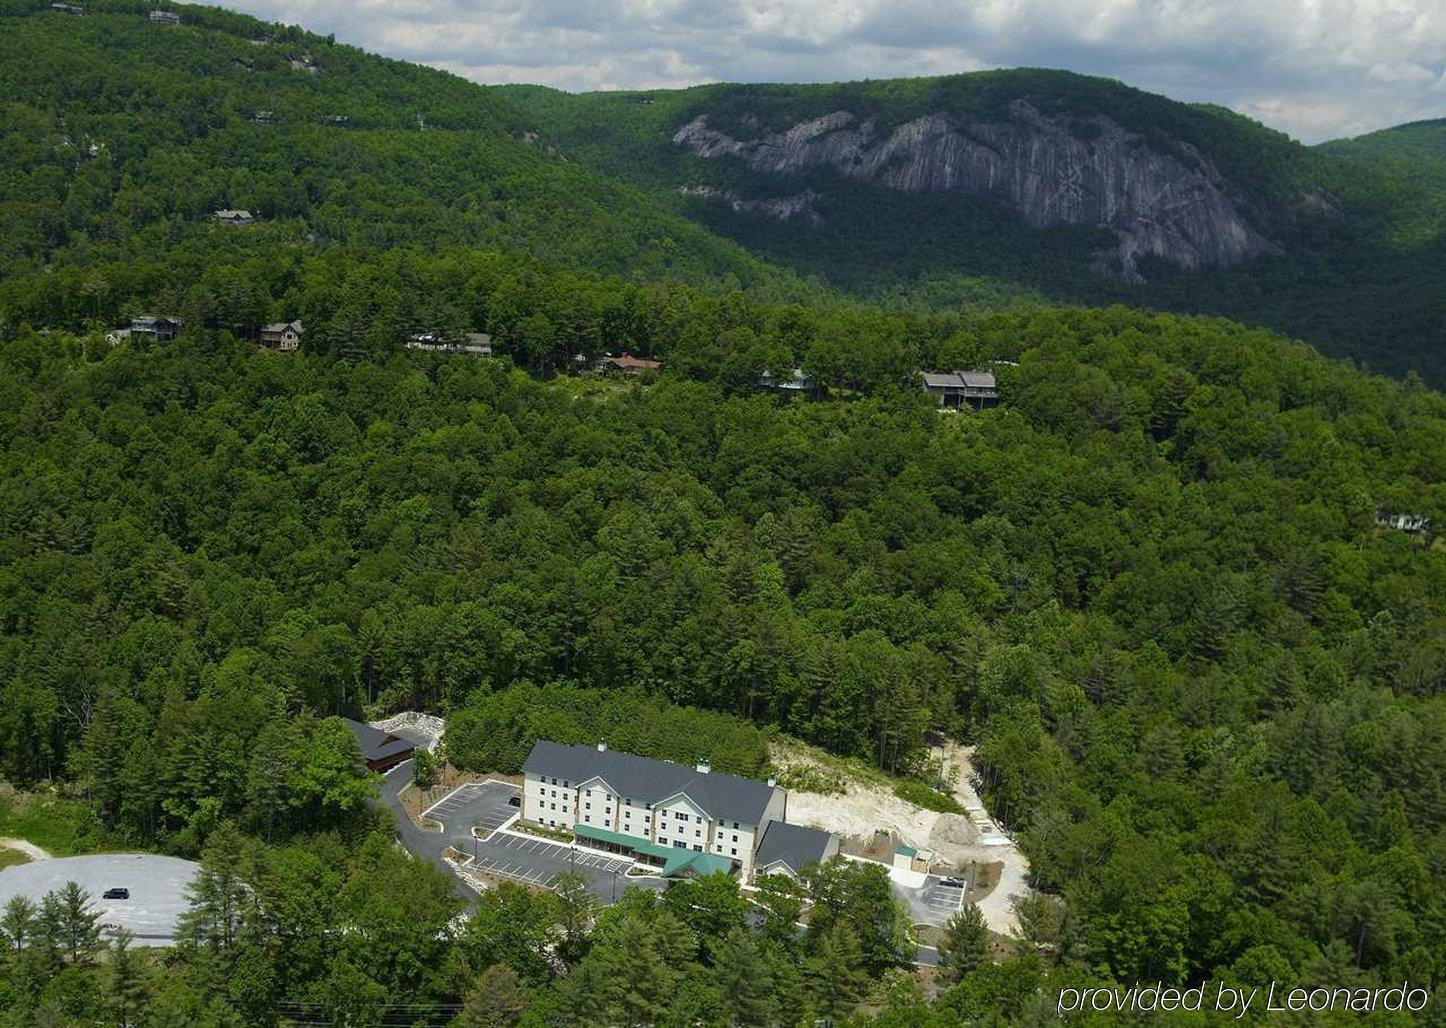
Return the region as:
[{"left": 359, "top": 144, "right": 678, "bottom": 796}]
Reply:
[{"left": 653, "top": 794, "right": 710, "bottom": 853}]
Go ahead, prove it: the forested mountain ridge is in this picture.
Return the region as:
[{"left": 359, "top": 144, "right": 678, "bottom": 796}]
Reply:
[
  {"left": 0, "top": 0, "right": 821, "bottom": 335},
  {"left": 502, "top": 73, "right": 1446, "bottom": 384},
  {"left": 1, "top": 3, "right": 1445, "bottom": 1024}
]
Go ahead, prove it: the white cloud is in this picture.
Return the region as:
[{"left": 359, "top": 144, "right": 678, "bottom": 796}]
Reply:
[{"left": 224, "top": 0, "right": 1446, "bottom": 141}]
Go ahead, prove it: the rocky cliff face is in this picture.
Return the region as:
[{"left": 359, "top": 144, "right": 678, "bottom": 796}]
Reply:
[{"left": 673, "top": 100, "right": 1277, "bottom": 281}]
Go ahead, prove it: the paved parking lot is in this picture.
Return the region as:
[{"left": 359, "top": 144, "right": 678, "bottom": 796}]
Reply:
[
  {"left": 921, "top": 880, "right": 966, "bottom": 915},
  {"left": 467, "top": 833, "right": 634, "bottom": 892},
  {"left": 0, "top": 854, "right": 200, "bottom": 946},
  {"left": 423, "top": 781, "right": 519, "bottom": 839},
  {"left": 896, "top": 875, "right": 968, "bottom": 926}
]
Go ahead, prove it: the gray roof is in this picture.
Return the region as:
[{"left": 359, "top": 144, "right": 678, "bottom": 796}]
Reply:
[
  {"left": 262, "top": 320, "right": 302, "bottom": 333},
  {"left": 522, "top": 740, "right": 777, "bottom": 825},
  {"left": 921, "top": 369, "right": 997, "bottom": 390},
  {"left": 921, "top": 371, "right": 964, "bottom": 389},
  {"left": 341, "top": 717, "right": 415, "bottom": 763},
  {"left": 755, "top": 820, "right": 835, "bottom": 874}
]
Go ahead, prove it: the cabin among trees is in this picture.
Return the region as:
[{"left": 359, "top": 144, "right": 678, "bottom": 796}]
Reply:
[
  {"left": 592, "top": 352, "right": 662, "bottom": 376},
  {"left": 921, "top": 369, "right": 999, "bottom": 410},
  {"left": 259, "top": 319, "right": 302, "bottom": 351},
  {"left": 341, "top": 718, "right": 415, "bottom": 773},
  {"left": 758, "top": 368, "right": 822, "bottom": 398},
  {"left": 106, "top": 314, "right": 181, "bottom": 343}
]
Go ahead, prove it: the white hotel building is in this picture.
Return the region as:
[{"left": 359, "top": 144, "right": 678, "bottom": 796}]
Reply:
[{"left": 522, "top": 740, "right": 834, "bottom": 878}]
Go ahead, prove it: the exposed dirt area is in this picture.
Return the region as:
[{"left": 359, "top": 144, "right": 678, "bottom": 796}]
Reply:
[
  {"left": 774, "top": 735, "right": 1031, "bottom": 936},
  {"left": 0, "top": 837, "right": 51, "bottom": 862},
  {"left": 932, "top": 739, "right": 1031, "bottom": 936},
  {"left": 371, "top": 711, "right": 445, "bottom": 752}
]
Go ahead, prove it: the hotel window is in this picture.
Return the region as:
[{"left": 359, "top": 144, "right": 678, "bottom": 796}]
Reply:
[
  {"left": 731, "top": 848, "right": 737, "bottom": 856},
  {"left": 584, "top": 802, "right": 591, "bottom": 811},
  {"left": 676, "top": 812, "right": 688, "bottom": 823},
  {"left": 693, "top": 844, "right": 702, "bottom": 852},
  {"left": 731, "top": 834, "right": 738, "bottom": 842}
]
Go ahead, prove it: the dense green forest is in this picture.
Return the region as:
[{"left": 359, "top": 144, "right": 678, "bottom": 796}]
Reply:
[
  {"left": 1, "top": 2, "right": 1444, "bottom": 1025},
  {"left": 0, "top": 0, "right": 822, "bottom": 322},
  {"left": 1, "top": 297, "right": 1443, "bottom": 1021},
  {"left": 501, "top": 75, "right": 1446, "bottom": 385}
]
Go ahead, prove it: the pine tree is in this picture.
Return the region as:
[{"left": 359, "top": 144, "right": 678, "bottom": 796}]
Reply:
[
  {"left": 458, "top": 963, "right": 527, "bottom": 1028},
  {"left": 938, "top": 903, "right": 989, "bottom": 982},
  {"left": 807, "top": 925, "right": 865, "bottom": 1025},
  {"left": 40, "top": 881, "right": 102, "bottom": 965},
  {"left": 105, "top": 929, "right": 150, "bottom": 1027},
  {"left": 711, "top": 927, "right": 774, "bottom": 1026}
]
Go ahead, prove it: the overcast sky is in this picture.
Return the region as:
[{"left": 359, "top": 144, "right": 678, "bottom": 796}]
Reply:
[{"left": 226, "top": 0, "right": 1444, "bottom": 143}]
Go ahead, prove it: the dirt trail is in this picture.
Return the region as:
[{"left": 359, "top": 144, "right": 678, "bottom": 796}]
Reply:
[
  {"left": 775, "top": 737, "right": 1030, "bottom": 936},
  {"left": 0, "top": 838, "right": 52, "bottom": 861},
  {"left": 933, "top": 740, "right": 1030, "bottom": 936}
]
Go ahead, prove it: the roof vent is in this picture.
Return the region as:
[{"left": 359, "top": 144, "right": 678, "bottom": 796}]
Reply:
[
  {"left": 695, "top": 759, "right": 711, "bottom": 774},
  {"left": 597, "top": 740, "right": 607, "bottom": 752}
]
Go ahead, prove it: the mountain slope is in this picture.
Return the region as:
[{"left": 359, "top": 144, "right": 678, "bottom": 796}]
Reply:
[
  {"left": 502, "top": 74, "right": 1446, "bottom": 384},
  {"left": 0, "top": 0, "right": 820, "bottom": 329}
]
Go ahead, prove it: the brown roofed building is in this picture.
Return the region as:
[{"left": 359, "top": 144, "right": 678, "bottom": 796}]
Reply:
[{"left": 594, "top": 352, "right": 662, "bottom": 376}]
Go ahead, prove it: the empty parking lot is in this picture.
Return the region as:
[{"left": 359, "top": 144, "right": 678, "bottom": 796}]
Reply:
[
  {"left": 467, "top": 833, "right": 633, "bottom": 891},
  {"left": 423, "top": 781, "right": 519, "bottom": 839}
]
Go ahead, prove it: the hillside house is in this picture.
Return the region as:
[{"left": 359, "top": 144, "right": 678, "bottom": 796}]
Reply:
[
  {"left": 259, "top": 320, "right": 302, "bottom": 352},
  {"left": 593, "top": 352, "right": 662, "bottom": 376},
  {"left": 406, "top": 332, "right": 492, "bottom": 356},
  {"left": 522, "top": 740, "right": 835, "bottom": 878},
  {"left": 341, "top": 718, "right": 416, "bottom": 773},
  {"left": 758, "top": 368, "right": 821, "bottom": 398},
  {"left": 211, "top": 209, "right": 255, "bottom": 226},
  {"left": 921, "top": 369, "right": 999, "bottom": 411},
  {"left": 108, "top": 315, "right": 181, "bottom": 343},
  {"left": 1377, "top": 511, "right": 1430, "bottom": 534},
  {"left": 148, "top": 9, "right": 180, "bottom": 24}
]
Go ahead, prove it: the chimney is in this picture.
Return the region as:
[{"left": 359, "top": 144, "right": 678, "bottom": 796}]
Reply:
[
  {"left": 597, "top": 740, "right": 607, "bottom": 752},
  {"left": 695, "top": 758, "right": 711, "bottom": 774}
]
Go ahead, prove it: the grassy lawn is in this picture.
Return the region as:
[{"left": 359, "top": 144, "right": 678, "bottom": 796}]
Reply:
[
  {"left": 0, "top": 848, "right": 33, "bottom": 870},
  {"left": 0, "top": 790, "right": 104, "bottom": 857}
]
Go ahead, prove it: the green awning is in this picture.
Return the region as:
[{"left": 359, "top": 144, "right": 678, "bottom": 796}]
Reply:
[
  {"left": 573, "top": 824, "right": 673, "bottom": 861},
  {"left": 661, "top": 851, "right": 733, "bottom": 878}
]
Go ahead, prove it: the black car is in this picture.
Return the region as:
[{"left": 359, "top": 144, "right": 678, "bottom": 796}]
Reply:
[
  {"left": 507, "top": 796, "right": 520, "bottom": 807},
  {"left": 102, "top": 887, "right": 129, "bottom": 900},
  {"left": 939, "top": 877, "right": 967, "bottom": 889}
]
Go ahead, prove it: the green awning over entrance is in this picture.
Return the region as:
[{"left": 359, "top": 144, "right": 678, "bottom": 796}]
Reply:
[{"left": 573, "top": 823, "right": 673, "bottom": 861}]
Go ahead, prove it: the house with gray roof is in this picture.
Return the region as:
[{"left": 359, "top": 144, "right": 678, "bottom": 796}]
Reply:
[
  {"left": 522, "top": 740, "right": 802, "bottom": 876},
  {"left": 921, "top": 369, "right": 999, "bottom": 410},
  {"left": 754, "top": 820, "right": 839, "bottom": 878}
]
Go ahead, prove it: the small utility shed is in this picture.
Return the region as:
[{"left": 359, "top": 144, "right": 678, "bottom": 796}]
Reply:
[
  {"left": 341, "top": 717, "right": 415, "bottom": 773},
  {"left": 753, "top": 821, "right": 838, "bottom": 879}
]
